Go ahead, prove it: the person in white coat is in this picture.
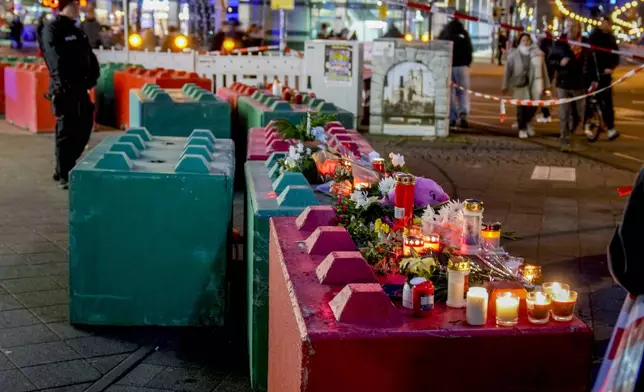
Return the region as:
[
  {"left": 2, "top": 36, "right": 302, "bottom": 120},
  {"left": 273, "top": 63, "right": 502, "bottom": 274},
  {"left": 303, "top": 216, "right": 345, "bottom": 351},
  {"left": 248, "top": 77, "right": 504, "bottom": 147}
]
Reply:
[{"left": 502, "top": 33, "right": 551, "bottom": 139}]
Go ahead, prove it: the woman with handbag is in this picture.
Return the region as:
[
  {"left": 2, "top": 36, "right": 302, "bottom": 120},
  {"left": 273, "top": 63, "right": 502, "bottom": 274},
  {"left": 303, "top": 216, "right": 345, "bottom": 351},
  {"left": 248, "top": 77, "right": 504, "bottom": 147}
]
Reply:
[{"left": 502, "top": 33, "right": 550, "bottom": 139}]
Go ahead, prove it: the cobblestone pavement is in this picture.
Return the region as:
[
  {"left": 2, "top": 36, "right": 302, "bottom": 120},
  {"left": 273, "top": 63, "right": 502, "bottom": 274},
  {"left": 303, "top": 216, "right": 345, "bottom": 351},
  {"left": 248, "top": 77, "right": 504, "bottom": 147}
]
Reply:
[
  {"left": 367, "top": 133, "right": 632, "bottom": 372},
  {"left": 0, "top": 121, "right": 632, "bottom": 390}
]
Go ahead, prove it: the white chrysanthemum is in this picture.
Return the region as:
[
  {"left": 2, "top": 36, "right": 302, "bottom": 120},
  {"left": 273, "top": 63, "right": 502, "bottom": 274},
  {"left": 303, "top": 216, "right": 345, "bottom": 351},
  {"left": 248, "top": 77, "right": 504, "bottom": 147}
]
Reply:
[
  {"left": 296, "top": 143, "right": 304, "bottom": 153},
  {"left": 390, "top": 153, "right": 405, "bottom": 168},
  {"left": 350, "top": 190, "right": 378, "bottom": 209},
  {"left": 447, "top": 200, "right": 465, "bottom": 224},
  {"left": 379, "top": 177, "right": 396, "bottom": 196},
  {"left": 350, "top": 190, "right": 367, "bottom": 205},
  {"left": 284, "top": 156, "right": 298, "bottom": 170},
  {"left": 306, "top": 147, "right": 312, "bottom": 155},
  {"left": 288, "top": 145, "right": 296, "bottom": 156},
  {"left": 421, "top": 206, "right": 435, "bottom": 233}
]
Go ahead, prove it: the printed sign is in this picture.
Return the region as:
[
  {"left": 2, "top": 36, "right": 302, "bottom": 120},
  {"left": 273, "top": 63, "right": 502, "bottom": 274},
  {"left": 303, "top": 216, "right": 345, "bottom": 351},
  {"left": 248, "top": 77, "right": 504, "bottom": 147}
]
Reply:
[
  {"left": 271, "top": 0, "right": 294, "bottom": 10},
  {"left": 324, "top": 44, "right": 353, "bottom": 86}
]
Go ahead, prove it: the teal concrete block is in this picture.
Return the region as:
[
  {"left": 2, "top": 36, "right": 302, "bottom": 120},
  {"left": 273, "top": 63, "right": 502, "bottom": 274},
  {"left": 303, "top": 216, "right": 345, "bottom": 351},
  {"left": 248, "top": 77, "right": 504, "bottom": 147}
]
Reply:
[
  {"left": 236, "top": 94, "right": 355, "bottom": 137},
  {"left": 69, "top": 131, "right": 234, "bottom": 327},
  {"left": 129, "top": 83, "right": 231, "bottom": 138},
  {"left": 244, "top": 162, "right": 321, "bottom": 391}
]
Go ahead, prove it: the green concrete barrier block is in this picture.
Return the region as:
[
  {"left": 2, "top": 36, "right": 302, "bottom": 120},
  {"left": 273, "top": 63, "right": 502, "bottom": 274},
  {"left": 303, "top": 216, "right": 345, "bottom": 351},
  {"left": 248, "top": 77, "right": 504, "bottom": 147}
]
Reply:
[
  {"left": 109, "top": 142, "right": 140, "bottom": 159},
  {"left": 69, "top": 135, "right": 235, "bottom": 327},
  {"left": 129, "top": 84, "right": 231, "bottom": 138},
  {"left": 117, "top": 134, "right": 146, "bottom": 151},
  {"left": 182, "top": 145, "right": 214, "bottom": 162},
  {"left": 265, "top": 152, "right": 286, "bottom": 170},
  {"left": 244, "top": 161, "right": 321, "bottom": 391},
  {"left": 186, "top": 136, "right": 215, "bottom": 153},
  {"left": 95, "top": 63, "right": 142, "bottom": 127},
  {"left": 124, "top": 127, "right": 152, "bottom": 142}
]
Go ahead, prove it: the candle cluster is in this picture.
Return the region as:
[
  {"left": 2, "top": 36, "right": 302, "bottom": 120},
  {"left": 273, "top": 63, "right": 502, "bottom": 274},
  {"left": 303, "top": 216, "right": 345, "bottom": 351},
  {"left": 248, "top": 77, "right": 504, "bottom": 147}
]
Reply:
[{"left": 463, "top": 281, "right": 578, "bottom": 327}]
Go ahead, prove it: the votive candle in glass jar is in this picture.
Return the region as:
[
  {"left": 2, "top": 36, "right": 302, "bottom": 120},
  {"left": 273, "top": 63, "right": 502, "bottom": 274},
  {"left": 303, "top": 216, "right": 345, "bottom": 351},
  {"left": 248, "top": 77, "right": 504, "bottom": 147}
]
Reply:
[
  {"left": 372, "top": 158, "right": 385, "bottom": 174},
  {"left": 495, "top": 292, "right": 520, "bottom": 327},
  {"left": 446, "top": 256, "right": 470, "bottom": 308},
  {"left": 394, "top": 174, "right": 416, "bottom": 228},
  {"left": 526, "top": 291, "right": 551, "bottom": 324},
  {"left": 461, "top": 200, "right": 484, "bottom": 255},
  {"left": 542, "top": 282, "right": 570, "bottom": 299},
  {"left": 551, "top": 290, "right": 578, "bottom": 322},
  {"left": 481, "top": 222, "right": 502, "bottom": 248},
  {"left": 519, "top": 264, "right": 543, "bottom": 285},
  {"left": 466, "top": 287, "right": 488, "bottom": 326},
  {"left": 424, "top": 233, "right": 440, "bottom": 252},
  {"left": 402, "top": 277, "right": 427, "bottom": 310}
]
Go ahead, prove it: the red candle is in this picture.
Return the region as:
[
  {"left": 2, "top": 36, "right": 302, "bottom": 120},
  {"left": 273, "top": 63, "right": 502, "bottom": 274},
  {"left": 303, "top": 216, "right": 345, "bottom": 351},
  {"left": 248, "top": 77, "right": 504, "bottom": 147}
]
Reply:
[
  {"left": 413, "top": 281, "right": 435, "bottom": 317},
  {"left": 372, "top": 158, "right": 385, "bottom": 173},
  {"left": 394, "top": 174, "right": 415, "bottom": 228}
]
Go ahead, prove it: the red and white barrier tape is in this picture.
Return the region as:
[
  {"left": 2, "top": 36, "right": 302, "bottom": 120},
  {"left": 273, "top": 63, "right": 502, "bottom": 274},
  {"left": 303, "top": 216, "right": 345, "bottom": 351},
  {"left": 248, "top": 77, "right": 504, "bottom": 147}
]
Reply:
[
  {"left": 593, "top": 294, "right": 636, "bottom": 391},
  {"left": 394, "top": 0, "right": 644, "bottom": 62},
  {"left": 594, "top": 294, "right": 644, "bottom": 392},
  {"left": 451, "top": 63, "right": 644, "bottom": 121}
]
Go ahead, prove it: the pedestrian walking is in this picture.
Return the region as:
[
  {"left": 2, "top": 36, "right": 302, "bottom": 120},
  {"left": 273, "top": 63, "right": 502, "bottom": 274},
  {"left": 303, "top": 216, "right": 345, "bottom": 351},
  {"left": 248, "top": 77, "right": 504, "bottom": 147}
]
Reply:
[
  {"left": 36, "top": 14, "right": 47, "bottom": 56},
  {"left": 81, "top": 3, "right": 102, "bottom": 49},
  {"left": 536, "top": 29, "right": 555, "bottom": 123},
  {"left": 548, "top": 21, "right": 594, "bottom": 152},
  {"left": 317, "top": 23, "right": 330, "bottom": 39},
  {"left": 9, "top": 16, "right": 24, "bottom": 49},
  {"left": 584, "top": 17, "right": 620, "bottom": 141},
  {"left": 41, "top": 0, "right": 100, "bottom": 189},
  {"left": 502, "top": 33, "right": 550, "bottom": 139},
  {"left": 497, "top": 30, "right": 507, "bottom": 66},
  {"left": 439, "top": 18, "right": 473, "bottom": 128}
]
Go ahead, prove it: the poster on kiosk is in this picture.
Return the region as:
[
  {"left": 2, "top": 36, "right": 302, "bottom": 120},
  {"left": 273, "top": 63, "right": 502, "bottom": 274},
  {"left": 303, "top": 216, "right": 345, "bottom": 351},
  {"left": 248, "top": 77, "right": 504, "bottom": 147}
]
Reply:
[
  {"left": 304, "top": 40, "right": 363, "bottom": 127},
  {"left": 369, "top": 39, "right": 452, "bottom": 137}
]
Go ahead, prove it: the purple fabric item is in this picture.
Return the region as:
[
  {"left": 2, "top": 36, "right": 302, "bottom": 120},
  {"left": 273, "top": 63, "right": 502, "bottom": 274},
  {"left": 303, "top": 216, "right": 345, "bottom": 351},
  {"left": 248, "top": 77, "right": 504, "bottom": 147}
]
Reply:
[{"left": 384, "top": 175, "right": 449, "bottom": 207}]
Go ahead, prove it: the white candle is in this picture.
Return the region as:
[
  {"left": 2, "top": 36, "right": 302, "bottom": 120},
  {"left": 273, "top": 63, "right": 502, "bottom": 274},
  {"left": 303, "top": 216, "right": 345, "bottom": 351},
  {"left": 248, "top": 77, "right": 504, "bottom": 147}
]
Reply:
[
  {"left": 495, "top": 292, "right": 519, "bottom": 327},
  {"left": 466, "top": 287, "right": 488, "bottom": 326},
  {"left": 306, "top": 110, "right": 312, "bottom": 135}
]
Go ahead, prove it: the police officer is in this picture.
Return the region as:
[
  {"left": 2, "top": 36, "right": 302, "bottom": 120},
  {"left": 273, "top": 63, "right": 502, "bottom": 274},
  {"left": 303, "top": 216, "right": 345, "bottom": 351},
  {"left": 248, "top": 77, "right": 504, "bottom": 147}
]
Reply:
[{"left": 42, "top": 0, "right": 99, "bottom": 189}]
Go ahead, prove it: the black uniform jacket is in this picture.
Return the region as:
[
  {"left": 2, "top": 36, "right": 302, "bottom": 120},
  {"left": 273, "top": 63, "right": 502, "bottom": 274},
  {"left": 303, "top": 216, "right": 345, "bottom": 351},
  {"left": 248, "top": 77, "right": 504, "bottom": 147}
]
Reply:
[{"left": 41, "top": 15, "right": 99, "bottom": 96}]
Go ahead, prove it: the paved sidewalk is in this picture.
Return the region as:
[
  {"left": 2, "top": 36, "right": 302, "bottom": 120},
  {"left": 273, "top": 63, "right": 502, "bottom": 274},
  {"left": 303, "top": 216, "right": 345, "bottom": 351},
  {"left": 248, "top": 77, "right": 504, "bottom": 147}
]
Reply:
[
  {"left": 0, "top": 126, "right": 251, "bottom": 392},
  {"left": 0, "top": 122, "right": 631, "bottom": 390}
]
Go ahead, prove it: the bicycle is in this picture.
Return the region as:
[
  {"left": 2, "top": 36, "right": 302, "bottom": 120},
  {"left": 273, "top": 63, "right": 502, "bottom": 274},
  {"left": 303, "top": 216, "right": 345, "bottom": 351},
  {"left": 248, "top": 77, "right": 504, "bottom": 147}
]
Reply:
[
  {"left": 585, "top": 52, "right": 608, "bottom": 143},
  {"left": 584, "top": 92, "right": 605, "bottom": 142}
]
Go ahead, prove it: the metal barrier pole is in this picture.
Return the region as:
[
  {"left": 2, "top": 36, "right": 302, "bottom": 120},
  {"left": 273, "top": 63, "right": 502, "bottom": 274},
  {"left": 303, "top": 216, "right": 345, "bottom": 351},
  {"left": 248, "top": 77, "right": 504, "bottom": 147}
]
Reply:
[
  {"left": 124, "top": 0, "right": 129, "bottom": 62},
  {"left": 279, "top": 9, "right": 286, "bottom": 53}
]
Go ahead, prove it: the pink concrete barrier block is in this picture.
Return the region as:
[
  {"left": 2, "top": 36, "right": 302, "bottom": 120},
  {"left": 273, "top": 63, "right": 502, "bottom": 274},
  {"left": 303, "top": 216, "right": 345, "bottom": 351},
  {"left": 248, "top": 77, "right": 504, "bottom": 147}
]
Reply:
[
  {"left": 327, "top": 126, "right": 348, "bottom": 135},
  {"left": 315, "top": 251, "right": 378, "bottom": 285},
  {"left": 295, "top": 205, "right": 337, "bottom": 232},
  {"left": 305, "top": 226, "right": 356, "bottom": 255},
  {"left": 268, "top": 208, "right": 593, "bottom": 392},
  {"left": 329, "top": 283, "right": 401, "bottom": 327},
  {"left": 324, "top": 121, "right": 343, "bottom": 130}
]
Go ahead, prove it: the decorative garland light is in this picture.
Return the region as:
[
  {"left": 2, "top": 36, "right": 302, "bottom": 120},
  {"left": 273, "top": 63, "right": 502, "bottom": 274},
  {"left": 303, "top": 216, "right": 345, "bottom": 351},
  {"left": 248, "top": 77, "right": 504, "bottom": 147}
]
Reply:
[
  {"left": 613, "top": 1, "right": 643, "bottom": 34},
  {"left": 554, "top": 0, "right": 602, "bottom": 27}
]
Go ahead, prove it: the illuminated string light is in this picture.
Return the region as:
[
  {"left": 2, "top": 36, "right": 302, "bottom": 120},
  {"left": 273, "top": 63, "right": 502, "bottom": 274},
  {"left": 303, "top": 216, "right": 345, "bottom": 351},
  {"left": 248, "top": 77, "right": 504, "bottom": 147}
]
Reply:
[
  {"left": 612, "top": 0, "right": 643, "bottom": 34},
  {"left": 553, "top": 0, "right": 603, "bottom": 27}
]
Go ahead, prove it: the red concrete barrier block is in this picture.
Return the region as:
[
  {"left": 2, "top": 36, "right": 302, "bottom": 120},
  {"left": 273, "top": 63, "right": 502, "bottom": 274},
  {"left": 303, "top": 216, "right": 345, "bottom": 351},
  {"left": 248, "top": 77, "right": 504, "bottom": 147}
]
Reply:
[
  {"left": 304, "top": 226, "right": 356, "bottom": 255},
  {"left": 268, "top": 207, "right": 593, "bottom": 392},
  {"left": 329, "top": 283, "right": 401, "bottom": 327},
  {"left": 316, "top": 252, "right": 378, "bottom": 285},
  {"left": 295, "top": 205, "right": 337, "bottom": 232},
  {"left": 247, "top": 127, "right": 290, "bottom": 161},
  {"left": 5, "top": 64, "right": 55, "bottom": 133}
]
